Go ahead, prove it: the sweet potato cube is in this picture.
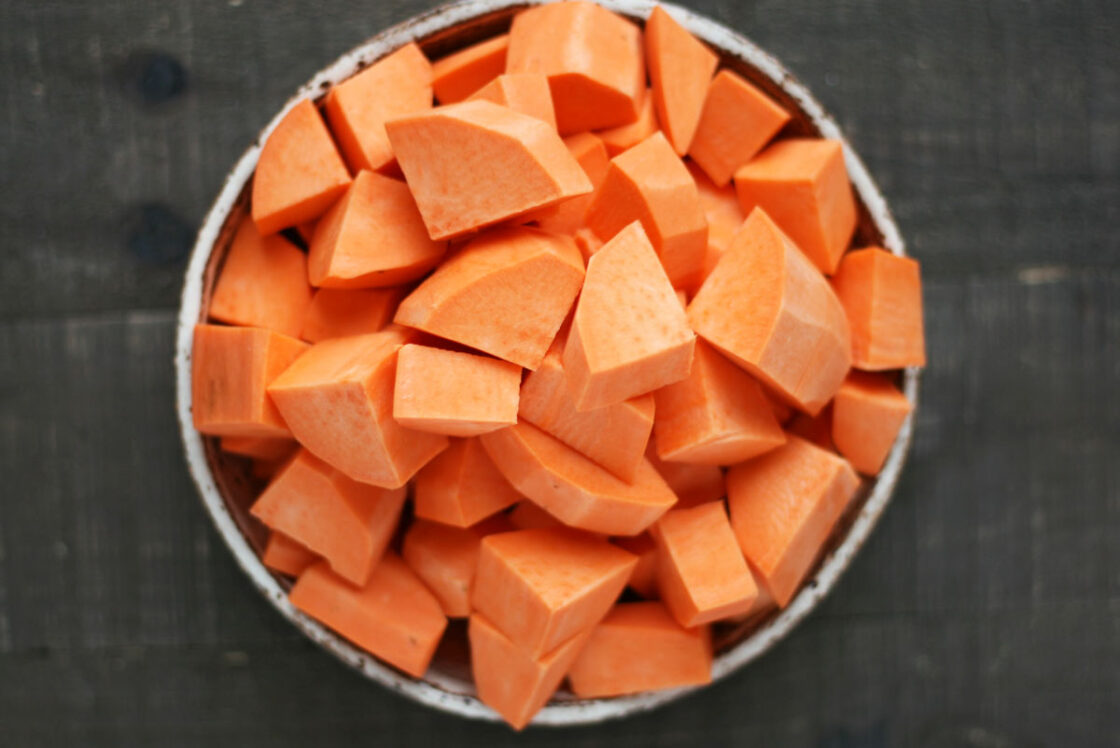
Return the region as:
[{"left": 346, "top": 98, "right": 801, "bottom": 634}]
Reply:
[
  {"left": 832, "top": 371, "right": 912, "bottom": 475},
  {"left": 688, "top": 207, "right": 851, "bottom": 415},
  {"left": 653, "top": 340, "right": 786, "bottom": 465},
  {"left": 300, "top": 287, "right": 404, "bottom": 343},
  {"left": 506, "top": 1, "right": 644, "bottom": 134},
  {"left": 267, "top": 328, "right": 448, "bottom": 487},
  {"left": 469, "top": 73, "right": 557, "bottom": 130},
  {"left": 651, "top": 501, "right": 758, "bottom": 626},
  {"left": 596, "top": 87, "right": 659, "bottom": 157},
  {"left": 564, "top": 221, "right": 695, "bottom": 410},
  {"left": 402, "top": 519, "right": 497, "bottom": 618},
  {"left": 412, "top": 438, "right": 522, "bottom": 528},
  {"left": 534, "top": 132, "right": 610, "bottom": 234},
  {"left": 727, "top": 436, "right": 860, "bottom": 607},
  {"left": 394, "top": 226, "right": 584, "bottom": 369},
  {"left": 690, "top": 70, "right": 791, "bottom": 186},
  {"left": 612, "top": 534, "right": 658, "bottom": 598},
  {"left": 482, "top": 421, "right": 678, "bottom": 536},
  {"left": 472, "top": 527, "right": 636, "bottom": 656},
  {"left": 734, "top": 138, "right": 856, "bottom": 275},
  {"left": 191, "top": 324, "right": 308, "bottom": 438},
  {"left": 290, "top": 555, "right": 447, "bottom": 678},
  {"left": 830, "top": 246, "right": 927, "bottom": 370},
  {"left": 567, "top": 601, "right": 712, "bottom": 697},
  {"left": 432, "top": 34, "right": 509, "bottom": 104},
  {"left": 323, "top": 42, "right": 432, "bottom": 174},
  {"left": 385, "top": 100, "right": 592, "bottom": 239},
  {"left": 251, "top": 449, "right": 406, "bottom": 585},
  {"left": 646, "top": 442, "right": 726, "bottom": 508},
  {"left": 645, "top": 6, "right": 718, "bottom": 155},
  {"left": 251, "top": 99, "right": 351, "bottom": 235},
  {"left": 261, "top": 531, "right": 319, "bottom": 577},
  {"left": 208, "top": 219, "right": 313, "bottom": 338}
]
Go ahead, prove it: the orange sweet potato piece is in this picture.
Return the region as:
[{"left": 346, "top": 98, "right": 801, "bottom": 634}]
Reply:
[
  {"left": 612, "top": 533, "right": 658, "bottom": 598},
  {"left": 645, "top": 6, "right": 718, "bottom": 155},
  {"left": 564, "top": 221, "right": 696, "bottom": 410},
  {"left": 481, "top": 421, "right": 677, "bottom": 536},
  {"left": 323, "top": 42, "right": 432, "bottom": 174},
  {"left": 688, "top": 208, "right": 851, "bottom": 415},
  {"left": 307, "top": 170, "right": 445, "bottom": 288},
  {"left": 469, "top": 73, "right": 557, "bottom": 130},
  {"left": 393, "top": 344, "right": 520, "bottom": 436},
  {"left": 596, "top": 87, "right": 659, "bottom": 157},
  {"left": 267, "top": 328, "right": 448, "bottom": 487},
  {"left": 402, "top": 519, "right": 494, "bottom": 618},
  {"left": 413, "top": 438, "right": 522, "bottom": 528},
  {"left": 251, "top": 450, "right": 405, "bottom": 585},
  {"left": 690, "top": 70, "right": 791, "bottom": 186},
  {"left": 734, "top": 138, "right": 856, "bottom": 275},
  {"left": 506, "top": 1, "right": 644, "bottom": 134},
  {"left": 653, "top": 340, "right": 786, "bottom": 465},
  {"left": 191, "top": 324, "right": 308, "bottom": 438},
  {"left": 469, "top": 613, "right": 590, "bottom": 730},
  {"left": 472, "top": 527, "right": 636, "bottom": 656},
  {"left": 519, "top": 340, "right": 654, "bottom": 481},
  {"left": 431, "top": 34, "right": 509, "bottom": 104},
  {"left": 651, "top": 501, "right": 758, "bottom": 626},
  {"left": 209, "top": 219, "right": 313, "bottom": 338},
  {"left": 567, "top": 601, "right": 712, "bottom": 697},
  {"left": 727, "top": 435, "right": 859, "bottom": 607},
  {"left": 533, "top": 132, "right": 611, "bottom": 234},
  {"left": 261, "top": 531, "right": 318, "bottom": 577},
  {"left": 586, "top": 132, "right": 707, "bottom": 288},
  {"left": 300, "top": 287, "right": 404, "bottom": 343},
  {"left": 831, "top": 371, "right": 912, "bottom": 475},
  {"left": 686, "top": 160, "right": 746, "bottom": 293},
  {"left": 394, "top": 226, "right": 584, "bottom": 369},
  {"left": 290, "top": 555, "right": 447, "bottom": 678},
  {"left": 385, "top": 100, "right": 592, "bottom": 240},
  {"left": 251, "top": 99, "right": 352, "bottom": 235},
  {"left": 646, "top": 442, "right": 726, "bottom": 508},
  {"left": 830, "top": 246, "right": 927, "bottom": 369},
  {"left": 219, "top": 435, "right": 298, "bottom": 462}
]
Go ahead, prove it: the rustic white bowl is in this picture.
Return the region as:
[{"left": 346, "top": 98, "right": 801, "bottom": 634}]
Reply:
[{"left": 175, "top": 0, "right": 920, "bottom": 727}]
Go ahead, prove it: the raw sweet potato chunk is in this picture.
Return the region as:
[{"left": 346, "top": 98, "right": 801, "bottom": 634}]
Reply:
[
  {"left": 519, "top": 340, "right": 654, "bottom": 481},
  {"left": 653, "top": 340, "right": 786, "bottom": 465},
  {"left": 469, "top": 613, "right": 590, "bottom": 730},
  {"left": 612, "top": 533, "right": 658, "bottom": 598},
  {"left": 651, "top": 501, "right": 758, "bottom": 626},
  {"left": 431, "top": 34, "right": 509, "bottom": 104},
  {"left": 323, "top": 42, "right": 432, "bottom": 174},
  {"left": 290, "top": 555, "right": 447, "bottom": 678},
  {"left": 534, "top": 132, "right": 610, "bottom": 234},
  {"left": 686, "top": 160, "right": 746, "bottom": 293},
  {"left": 596, "top": 87, "right": 659, "bottom": 157},
  {"left": 267, "top": 328, "right": 448, "bottom": 487},
  {"left": 587, "top": 132, "right": 707, "bottom": 288},
  {"left": 219, "top": 435, "right": 297, "bottom": 462},
  {"left": 469, "top": 73, "right": 557, "bottom": 130},
  {"left": 412, "top": 438, "right": 522, "bottom": 528},
  {"left": 402, "top": 519, "right": 491, "bottom": 618},
  {"left": 393, "top": 344, "right": 520, "bottom": 436},
  {"left": 688, "top": 208, "right": 851, "bottom": 415},
  {"left": 209, "top": 219, "right": 312, "bottom": 338},
  {"left": 506, "top": 1, "right": 644, "bottom": 134},
  {"left": 472, "top": 527, "right": 636, "bottom": 655},
  {"left": 394, "top": 226, "right": 584, "bottom": 369},
  {"left": 564, "top": 221, "right": 696, "bottom": 410},
  {"left": 831, "top": 246, "right": 927, "bottom": 369},
  {"left": 385, "top": 100, "right": 592, "bottom": 239},
  {"left": 251, "top": 99, "right": 351, "bottom": 235},
  {"left": 734, "top": 138, "right": 856, "bottom": 275},
  {"left": 261, "top": 531, "right": 318, "bottom": 577},
  {"left": 191, "top": 324, "right": 308, "bottom": 438},
  {"left": 645, "top": 6, "right": 718, "bottom": 155},
  {"left": 690, "top": 70, "right": 790, "bottom": 186},
  {"left": 481, "top": 421, "right": 677, "bottom": 536},
  {"left": 646, "top": 442, "right": 726, "bottom": 508},
  {"left": 300, "top": 287, "right": 404, "bottom": 343},
  {"left": 727, "top": 436, "right": 859, "bottom": 607},
  {"left": 567, "top": 601, "right": 711, "bottom": 697},
  {"left": 831, "top": 371, "right": 912, "bottom": 475},
  {"left": 251, "top": 450, "right": 405, "bottom": 585},
  {"left": 308, "top": 170, "right": 445, "bottom": 288}
]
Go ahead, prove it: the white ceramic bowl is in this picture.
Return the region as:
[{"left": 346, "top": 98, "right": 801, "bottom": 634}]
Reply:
[{"left": 175, "top": 0, "right": 920, "bottom": 726}]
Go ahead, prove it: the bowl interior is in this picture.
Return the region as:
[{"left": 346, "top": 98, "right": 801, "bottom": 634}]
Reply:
[{"left": 177, "top": 0, "right": 918, "bottom": 726}]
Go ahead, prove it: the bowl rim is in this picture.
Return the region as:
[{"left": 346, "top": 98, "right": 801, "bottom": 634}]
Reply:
[{"left": 174, "top": 0, "right": 920, "bottom": 727}]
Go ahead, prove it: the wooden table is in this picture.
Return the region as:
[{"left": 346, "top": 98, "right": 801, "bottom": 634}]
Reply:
[{"left": 1, "top": 1, "right": 1116, "bottom": 745}]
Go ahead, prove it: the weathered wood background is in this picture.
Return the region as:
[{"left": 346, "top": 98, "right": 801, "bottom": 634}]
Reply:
[{"left": 1, "top": 1, "right": 1117, "bottom": 745}]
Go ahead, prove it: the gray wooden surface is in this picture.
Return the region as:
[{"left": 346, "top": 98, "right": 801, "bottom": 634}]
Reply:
[{"left": 1, "top": 1, "right": 1117, "bottom": 746}]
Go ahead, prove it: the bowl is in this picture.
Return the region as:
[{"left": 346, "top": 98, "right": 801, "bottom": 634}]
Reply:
[{"left": 174, "top": 0, "right": 920, "bottom": 726}]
